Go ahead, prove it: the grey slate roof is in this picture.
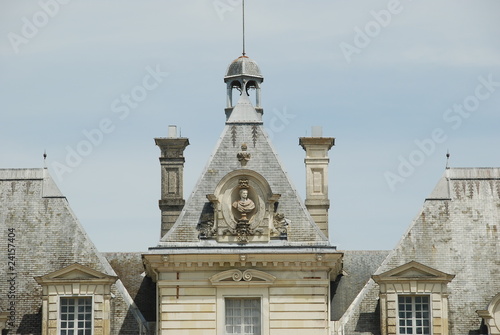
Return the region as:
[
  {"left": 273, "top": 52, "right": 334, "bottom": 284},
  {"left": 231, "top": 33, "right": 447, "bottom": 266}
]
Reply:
[
  {"left": 224, "top": 55, "right": 263, "bottom": 80},
  {"left": 338, "top": 168, "right": 500, "bottom": 335},
  {"left": 103, "top": 252, "right": 156, "bottom": 322},
  {"left": 331, "top": 250, "right": 390, "bottom": 321},
  {"left": 0, "top": 168, "right": 148, "bottom": 334},
  {"left": 226, "top": 93, "right": 262, "bottom": 124},
  {"left": 157, "top": 97, "right": 328, "bottom": 247}
]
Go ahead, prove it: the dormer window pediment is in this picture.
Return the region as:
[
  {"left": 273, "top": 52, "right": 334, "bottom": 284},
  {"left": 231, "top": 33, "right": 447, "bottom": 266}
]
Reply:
[
  {"left": 372, "top": 261, "right": 455, "bottom": 283},
  {"left": 35, "top": 263, "right": 117, "bottom": 285},
  {"left": 373, "top": 261, "right": 455, "bottom": 335},
  {"left": 35, "top": 263, "right": 117, "bottom": 335}
]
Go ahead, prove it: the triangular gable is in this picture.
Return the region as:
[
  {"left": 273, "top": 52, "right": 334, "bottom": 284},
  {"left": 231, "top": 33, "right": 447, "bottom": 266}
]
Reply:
[
  {"left": 372, "top": 261, "right": 454, "bottom": 283},
  {"left": 158, "top": 123, "right": 328, "bottom": 246},
  {"left": 35, "top": 263, "right": 117, "bottom": 284}
]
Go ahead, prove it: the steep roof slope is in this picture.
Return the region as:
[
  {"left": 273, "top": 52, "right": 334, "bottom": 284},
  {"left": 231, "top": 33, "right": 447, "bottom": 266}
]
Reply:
[
  {"left": 331, "top": 250, "right": 390, "bottom": 321},
  {"left": 338, "top": 168, "right": 500, "bottom": 335},
  {"left": 0, "top": 169, "right": 148, "bottom": 334},
  {"left": 104, "top": 252, "right": 156, "bottom": 323}
]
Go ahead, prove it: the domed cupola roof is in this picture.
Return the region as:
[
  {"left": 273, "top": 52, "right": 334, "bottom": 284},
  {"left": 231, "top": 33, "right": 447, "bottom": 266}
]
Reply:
[{"left": 224, "top": 55, "right": 263, "bottom": 82}]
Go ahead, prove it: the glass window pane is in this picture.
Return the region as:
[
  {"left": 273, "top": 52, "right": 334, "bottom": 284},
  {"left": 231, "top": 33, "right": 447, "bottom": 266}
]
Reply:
[
  {"left": 60, "top": 297, "right": 92, "bottom": 335},
  {"left": 397, "top": 296, "right": 431, "bottom": 335},
  {"left": 225, "top": 298, "right": 260, "bottom": 335}
]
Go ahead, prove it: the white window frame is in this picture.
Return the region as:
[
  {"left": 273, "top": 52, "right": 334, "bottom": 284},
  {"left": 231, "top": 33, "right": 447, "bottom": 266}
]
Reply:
[
  {"left": 216, "top": 288, "right": 269, "bottom": 335},
  {"left": 58, "top": 296, "right": 94, "bottom": 335},
  {"left": 397, "top": 295, "right": 432, "bottom": 335},
  {"left": 225, "top": 297, "right": 262, "bottom": 335}
]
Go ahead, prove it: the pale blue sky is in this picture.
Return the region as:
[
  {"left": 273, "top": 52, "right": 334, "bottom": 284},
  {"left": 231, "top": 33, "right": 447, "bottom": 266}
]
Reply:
[{"left": 1, "top": 0, "right": 499, "bottom": 252}]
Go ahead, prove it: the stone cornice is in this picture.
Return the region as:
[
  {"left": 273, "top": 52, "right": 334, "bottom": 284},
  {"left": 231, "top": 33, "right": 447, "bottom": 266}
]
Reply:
[
  {"left": 143, "top": 252, "right": 342, "bottom": 281},
  {"left": 299, "top": 137, "right": 335, "bottom": 150}
]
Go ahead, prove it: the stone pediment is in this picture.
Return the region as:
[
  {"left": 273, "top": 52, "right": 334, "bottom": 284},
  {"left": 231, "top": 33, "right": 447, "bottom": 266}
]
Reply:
[
  {"left": 210, "top": 269, "right": 276, "bottom": 286},
  {"left": 35, "top": 263, "right": 117, "bottom": 285},
  {"left": 372, "top": 261, "right": 454, "bottom": 283}
]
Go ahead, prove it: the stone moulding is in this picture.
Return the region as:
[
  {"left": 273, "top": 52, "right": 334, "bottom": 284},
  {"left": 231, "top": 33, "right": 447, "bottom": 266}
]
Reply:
[{"left": 143, "top": 253, "right": 340, "bottom": 274}]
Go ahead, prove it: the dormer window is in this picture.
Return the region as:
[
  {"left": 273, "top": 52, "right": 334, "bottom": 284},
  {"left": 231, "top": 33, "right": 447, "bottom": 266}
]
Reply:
[
  {"left": 398, "top": 296, "right": 431, "bottom": 335},
  {"left": 372, "top": 261, "right": 454, "bottom": 335},
  {"left": 35, "top": 263, "right": 117, "bottom": 335}
]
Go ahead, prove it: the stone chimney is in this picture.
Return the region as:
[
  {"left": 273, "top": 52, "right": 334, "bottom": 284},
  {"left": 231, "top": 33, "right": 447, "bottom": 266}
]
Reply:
[
  {"left": 299, "top": 126, "right": 335, "bottom": 238},
  {"left": 155, "top": 125, "right": 189, "bottom": 238}
]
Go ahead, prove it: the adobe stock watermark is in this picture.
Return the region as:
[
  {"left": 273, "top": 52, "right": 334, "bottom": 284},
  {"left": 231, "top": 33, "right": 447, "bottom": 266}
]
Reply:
[
  {"left": 339, "top": 0, "right": 409, "bottom": 64},
  {"left": 264, "top": 107, "right": 296, "bottom": 140},
  {"left": 213, "top": 0, "right": 241, "bottom": 21},
  {"left": 7, "top": 0, "right": 71, "bottom": 54},
  {"left": 51, "top": 65, "right": 169, "bottom": 182},
  {"left": 384, "top": 74, "right": 500, "bottom": 191}
]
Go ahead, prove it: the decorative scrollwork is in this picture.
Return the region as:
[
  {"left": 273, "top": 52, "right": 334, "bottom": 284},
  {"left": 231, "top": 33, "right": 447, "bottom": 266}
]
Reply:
[
  {"left": 229, "top": 270, "right": 258, "bottom": 282},
  {"left": 232, "top": 270, "right": 243, "bottom": 281},
  {"left": 210, "top": 269, "right": 277, "bottom": 285},
  {"left": 242, "top": 270, "right": 253, "bottom": 282}
]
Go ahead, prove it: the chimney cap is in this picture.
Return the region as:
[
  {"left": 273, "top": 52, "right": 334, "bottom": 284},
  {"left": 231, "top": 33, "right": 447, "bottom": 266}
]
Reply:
[
  {"left": 311, "top": 126, "right": 323, "bottom": 137},
  {"left": 168, "top": 125, "right": 178, "bottom": 138}
]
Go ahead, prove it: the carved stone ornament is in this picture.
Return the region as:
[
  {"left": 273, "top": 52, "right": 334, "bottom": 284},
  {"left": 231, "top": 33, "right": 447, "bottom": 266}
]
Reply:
[
  {"left": 237, "top": 178, "right": 250, "bottom": 189},
  {"left": 232, "top": 181, "right": 255, "bottom": 222},
  {"left": 204, "top": 170, "right": 281, "bottom": 243},
  {"left": 271, "top": 213, "right": 289, "bottom": 238},
  {"left": 224, "top": 179, "right": 263, "bottom": 243},
  {"left": 197, "top": 212, "right": 216, "bottom": 239},
  {"left": 209, "top": 269, "right": 277, "bottom": 286},
  {"left": 237, "top": 143, "right": 251, "bottom": 167},
  {"left": 223, "top": 222, "right": 264, "bottom": 243}
]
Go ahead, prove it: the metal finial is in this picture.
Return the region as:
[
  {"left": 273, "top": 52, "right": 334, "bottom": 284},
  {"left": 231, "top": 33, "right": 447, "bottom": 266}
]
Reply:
[
  {"left": 242, "top": 0, "right": 246, "bottom": 56},
  {"left": 445, "top": 150, "right": 450, "bottom": 169},
  {"left": 43, "top": 150, "right": 47, "bottom": 168}
]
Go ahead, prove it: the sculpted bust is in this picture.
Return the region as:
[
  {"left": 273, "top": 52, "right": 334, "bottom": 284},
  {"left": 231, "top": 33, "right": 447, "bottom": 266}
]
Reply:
[{"left": 232, "top": 188, "right": 255, "bottom": 221}]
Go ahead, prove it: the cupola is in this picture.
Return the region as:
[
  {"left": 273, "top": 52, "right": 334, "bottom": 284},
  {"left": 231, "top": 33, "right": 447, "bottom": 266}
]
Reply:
[{"left": 224, "top": 55, "right": 264, "bottom": 120}]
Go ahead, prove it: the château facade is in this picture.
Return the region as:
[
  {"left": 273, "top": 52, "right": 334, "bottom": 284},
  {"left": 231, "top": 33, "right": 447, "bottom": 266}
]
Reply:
[{"left": 0, "top": 52, "right": 499, "bottom": 335}]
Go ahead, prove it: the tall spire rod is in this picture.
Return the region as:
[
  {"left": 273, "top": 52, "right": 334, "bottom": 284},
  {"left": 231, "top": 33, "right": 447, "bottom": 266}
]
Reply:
[{"left": 242, "top": 0, "right": 246, "bottom": 56}]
